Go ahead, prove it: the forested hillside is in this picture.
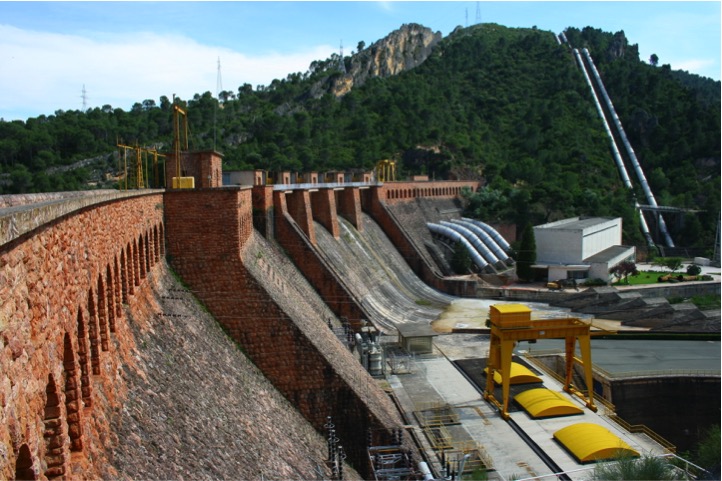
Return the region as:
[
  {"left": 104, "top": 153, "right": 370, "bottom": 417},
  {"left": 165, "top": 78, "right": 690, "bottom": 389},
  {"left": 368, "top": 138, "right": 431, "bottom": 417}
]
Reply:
[{"left": 0, "top": 23, "right": 718, "bottom": 252}]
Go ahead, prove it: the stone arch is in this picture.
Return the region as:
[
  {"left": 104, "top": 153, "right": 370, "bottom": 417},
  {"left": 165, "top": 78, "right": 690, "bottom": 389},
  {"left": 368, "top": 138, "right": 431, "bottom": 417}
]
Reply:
[
  {"left": 113, "top": 256, "right": 123, "bottom": 318},
  {"left": 75, "top": 309, "right": 92, "bottom": 407},
  {"left": 158, "top": 222, "right": 165, "bottom": 257},
  {"left": 126, "top": 242, "right": 136, "bottom": 294},
  {"left": 120, "top": 249, "right": 129, "bottom": 303},
  {"left": 87, "top": 289, "right": 101, "bottom": 375},
  {"left": 63, "top": 333, "right": 83, "bottom": 451},
  {"left": 14, "top": 444, "right": 36, "bottom": 480},
  {"left": 43, "top": 374, "right": 67, "bottom": 478},
  {"left": 144, "top": 230, "right": 151, "bottom": 273},
  {"left": 105, "top": 265, "right": 115, "bottom": 334},
  {"left": 153, "top": 225, "right": 161, "bottom": 262},
  {"left": 133, "top": 237, "right": 142, "bottom": 286},
  {"left": 96, "top": 274, "right": 109, "bottom": 351},
  {"left": 138, "top": 233, "right": 147, "bottom": 280}
]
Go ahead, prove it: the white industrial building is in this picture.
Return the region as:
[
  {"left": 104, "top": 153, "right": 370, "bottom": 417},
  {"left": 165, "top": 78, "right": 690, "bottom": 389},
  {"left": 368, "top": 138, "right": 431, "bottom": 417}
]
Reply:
[{"left": 533, "top": 217, "right": 635, "bottom": 282}]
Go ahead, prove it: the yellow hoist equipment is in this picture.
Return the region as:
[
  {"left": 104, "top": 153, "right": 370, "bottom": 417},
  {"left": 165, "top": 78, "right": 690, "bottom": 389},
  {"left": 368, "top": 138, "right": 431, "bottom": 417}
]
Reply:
[
  {"left": 116, "top": 142, "right": 165, "bottom": 190},
  {"left": 375, "top": 159, "right": 396, "bottom": 182},
  {"left": 172, "top": 103, "right": 194, "bottom": 189}
]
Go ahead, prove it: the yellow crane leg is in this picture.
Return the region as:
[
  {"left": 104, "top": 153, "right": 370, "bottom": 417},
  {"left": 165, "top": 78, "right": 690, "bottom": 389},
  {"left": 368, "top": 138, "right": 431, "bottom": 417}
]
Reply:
[
  {"left": 499, "top": 338, "right": 514, "bottom": 419},
  {"left": 579, "top": 334, "right": 597, "bottom": 412}
]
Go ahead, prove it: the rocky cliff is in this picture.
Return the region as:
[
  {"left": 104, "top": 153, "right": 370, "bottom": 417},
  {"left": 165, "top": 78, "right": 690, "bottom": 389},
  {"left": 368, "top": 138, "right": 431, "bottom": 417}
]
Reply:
[{"left": 314, "top": 23, "right": 442, "bottom": 97}]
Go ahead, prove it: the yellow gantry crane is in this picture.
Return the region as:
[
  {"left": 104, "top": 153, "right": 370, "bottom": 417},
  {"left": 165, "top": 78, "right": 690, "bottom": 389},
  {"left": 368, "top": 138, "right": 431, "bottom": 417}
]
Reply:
[
  {"left": 484, "top": 304, "right": 597, "bottom": 420},
  {"left": 116, "top": 141, "right": 166, "bottom": 190}
]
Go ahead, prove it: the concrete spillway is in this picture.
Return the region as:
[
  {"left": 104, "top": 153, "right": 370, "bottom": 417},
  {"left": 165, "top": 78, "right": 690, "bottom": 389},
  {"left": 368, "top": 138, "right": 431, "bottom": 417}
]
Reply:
[{"left": 314, "top": 213, "right": 455, "bottom": 333}]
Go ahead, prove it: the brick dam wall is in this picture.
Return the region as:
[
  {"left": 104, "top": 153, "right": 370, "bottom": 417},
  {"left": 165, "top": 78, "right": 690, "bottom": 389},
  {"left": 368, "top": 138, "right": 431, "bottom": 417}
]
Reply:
[
  {"left": 164, "top": 187, "right": 416, "bottom": 478},
  {"left": 1, "top": 192, "right": 165, "bottom": 480}
]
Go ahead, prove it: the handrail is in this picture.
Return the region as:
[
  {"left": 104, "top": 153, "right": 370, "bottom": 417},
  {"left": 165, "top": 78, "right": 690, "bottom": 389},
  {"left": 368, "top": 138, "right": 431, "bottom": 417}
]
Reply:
[{"left": 607, "top": 415, "right": 677, "bottom": 453}]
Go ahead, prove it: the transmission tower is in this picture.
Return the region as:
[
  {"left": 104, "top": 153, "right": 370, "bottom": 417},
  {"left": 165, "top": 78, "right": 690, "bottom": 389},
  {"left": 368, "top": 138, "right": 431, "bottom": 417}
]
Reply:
[
  {"left": 465, "top": 8, "right": 468, "bottom": 27},
  {"left": 214, "top": 57, "right": 223, "bottom": 151},
  {"left": 338, "top": 40, "right": 346, "bottom": 74},
  {"left": 81, "top": 84, "right": 88, "bottom": 111},
  {"left": 216, "top": 57, "right": 223, "bottom": 99},
  {"left": 476, "top": 1, "right": 481, "bottom": 24}
]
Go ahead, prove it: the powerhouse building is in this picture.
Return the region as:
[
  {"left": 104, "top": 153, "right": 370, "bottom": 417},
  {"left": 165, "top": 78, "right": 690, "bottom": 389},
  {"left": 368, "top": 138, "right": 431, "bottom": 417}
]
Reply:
[{"left": 533, "top": 217, "right": 635, "bottom": 282}]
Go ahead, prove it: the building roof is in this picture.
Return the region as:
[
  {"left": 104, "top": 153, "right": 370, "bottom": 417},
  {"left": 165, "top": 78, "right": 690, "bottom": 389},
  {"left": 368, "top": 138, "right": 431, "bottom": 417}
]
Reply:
[
  {"left": 553, "top": 423, "right": 639, "bottom": 463},
  {"left": 584, "top": 245, "right": 635, "bottom": 264},
  {"left": 535, "top": 216, "right": 618, "bottom": 231},
  {"left": 514, "top": 388, "right": 583, "bottom": 418}
]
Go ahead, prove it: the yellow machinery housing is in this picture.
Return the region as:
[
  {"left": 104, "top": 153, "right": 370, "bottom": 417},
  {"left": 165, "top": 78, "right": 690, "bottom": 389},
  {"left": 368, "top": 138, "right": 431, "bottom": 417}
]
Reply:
[
  {"left": 484, "top": 304, "right": 597, "bottom": 419},
  {"left": 553, "top": 423, "right": 639, "bottom": 463}
]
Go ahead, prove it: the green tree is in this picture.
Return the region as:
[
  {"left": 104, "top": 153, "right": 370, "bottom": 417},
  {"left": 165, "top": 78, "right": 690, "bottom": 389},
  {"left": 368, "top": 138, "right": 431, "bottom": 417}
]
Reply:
[
  {"left": 515, "top": 223, "right": 536, "bottom": 282},
  {"left": 610, "top": 260, "right": 639, "bottom": 284},
  {"left": 451, "top": 241, "right": 472, "bottom": 274},
  {"left": 693, "top": 424, "right": 720, "bottom": 479},
  {"left": 653, "top": 256, "right": 684, "bottom": 273}
]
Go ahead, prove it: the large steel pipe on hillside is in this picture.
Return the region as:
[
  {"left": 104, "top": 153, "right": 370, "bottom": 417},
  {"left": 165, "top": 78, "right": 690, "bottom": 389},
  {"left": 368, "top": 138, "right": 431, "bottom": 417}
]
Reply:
[
  {"left": 427, "top": 222, "right": 490, "bottom": 272},
  {"left": 572, "top": 48, "right": 655, "bottom": 247},
  {"left": 572, "top": 49, "right": 633, "bottom": 189},
  {"left": 582, "top": 48, "right": 674, "bottom": 248},
  {"left": 453, "top": 219, "right": 513, "bottom": 265},
  {"left": 440, "top": 221, "right": 502, "bottom": 269}
]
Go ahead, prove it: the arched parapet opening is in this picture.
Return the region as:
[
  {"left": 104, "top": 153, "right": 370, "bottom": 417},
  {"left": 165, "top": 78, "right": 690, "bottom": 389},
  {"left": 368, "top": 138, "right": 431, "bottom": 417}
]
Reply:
[
  {"left": 133, "top": 238, "right": 141, "bottom": 287},
  {"left": 113, "top": 256, "right": 123, "bottom": 318},
  {"left": 105, "top": 265, "right": 116, "bottom": 334},
  {"left": 96, "top": 274, "right": 109, "bottom": 351},
  {"left": 62, "top": 333, "right": 84, "bottom": 451},
  {"left": 158, "top": 221, "right": 166, "bottom": 257},
  {"left": 86, "top": 289, "right": 101, "bottom": 375},
  {"left": 75, "top": 309, "right": 92, "bottom": 407},
  {"left": 143, "top": 231, "right": 151, "bottom": 273},
  {"left": 125, "top": 243, "right": 135, "bottom": 295},
  {"left": 43, "top": 374, "right": 67, "bottom": 479},
  {"left": 152, "top": 224, "right": 160, "bottom": 263},
  {"left": 14, "top": 444, "right": 36, "bottom": 480},
  {"left": 137, "top": 234, "right": 146, "bottom": 281}
]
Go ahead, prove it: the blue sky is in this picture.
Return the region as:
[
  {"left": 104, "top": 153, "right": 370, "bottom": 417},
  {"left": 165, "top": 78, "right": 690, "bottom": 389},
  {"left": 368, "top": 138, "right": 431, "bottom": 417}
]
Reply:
[{"left": 1, "top": 1, "right": 719, "bottom": 121}]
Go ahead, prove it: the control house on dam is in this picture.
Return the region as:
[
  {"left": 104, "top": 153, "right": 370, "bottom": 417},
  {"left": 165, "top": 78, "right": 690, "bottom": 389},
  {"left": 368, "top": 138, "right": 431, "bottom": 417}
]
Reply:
[{"left": 1, "top": 152, "right": 719, "bottom": 480}]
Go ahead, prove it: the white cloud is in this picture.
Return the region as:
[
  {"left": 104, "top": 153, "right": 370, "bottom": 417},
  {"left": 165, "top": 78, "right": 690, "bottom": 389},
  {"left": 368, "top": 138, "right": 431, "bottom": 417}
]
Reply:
[
  {"left": 670, "top": 58, "right": 717, "bottom": 76},
  {"left": 0, "top": 24, "right": 335, "bottom": 120}
]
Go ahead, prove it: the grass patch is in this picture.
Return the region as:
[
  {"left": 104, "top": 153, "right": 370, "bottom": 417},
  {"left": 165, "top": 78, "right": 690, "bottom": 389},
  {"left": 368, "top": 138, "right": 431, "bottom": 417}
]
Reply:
[
  {"left": 690, "top": 294, "right": 721, "bottom": 310},
  {"left": 613, "top": 270, "right": 715, "bottom": 286},
  {"left": 612, "top": 270, "right": 667, "bottom": 286}
]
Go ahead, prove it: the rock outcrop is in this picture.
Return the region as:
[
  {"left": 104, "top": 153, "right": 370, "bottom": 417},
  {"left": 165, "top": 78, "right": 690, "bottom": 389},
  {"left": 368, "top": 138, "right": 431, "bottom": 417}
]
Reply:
[{"left": 313, "top": 23, "right": 442, "bottom": 98}]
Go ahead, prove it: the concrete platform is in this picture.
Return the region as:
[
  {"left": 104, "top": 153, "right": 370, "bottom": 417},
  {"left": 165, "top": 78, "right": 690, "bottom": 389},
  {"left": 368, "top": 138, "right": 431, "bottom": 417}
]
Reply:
[{"left": 384, "top": 334, "right": 671, "bottom": 481}]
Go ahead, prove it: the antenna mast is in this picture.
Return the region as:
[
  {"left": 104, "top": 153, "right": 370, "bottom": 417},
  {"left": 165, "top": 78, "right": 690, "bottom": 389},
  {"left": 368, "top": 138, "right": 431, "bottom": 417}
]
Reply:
[
  {"left": 81, "top": 84, "right": 88, "bottom": 111},
  {"left": 476, "top": 1, "right": 481, "bottom": 24}
]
